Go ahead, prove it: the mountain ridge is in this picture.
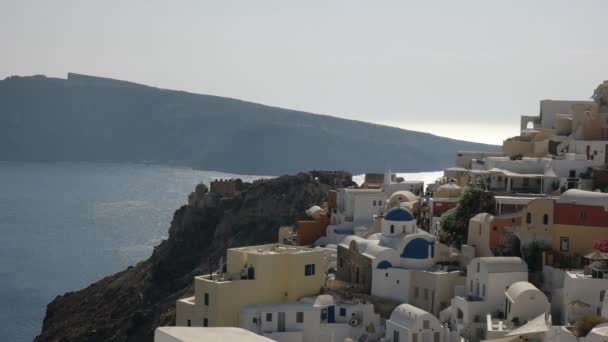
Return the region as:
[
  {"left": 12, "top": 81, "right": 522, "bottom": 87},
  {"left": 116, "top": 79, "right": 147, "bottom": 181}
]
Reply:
[{"left": 0, "top": 73, "right": 498, "bottom": 174}]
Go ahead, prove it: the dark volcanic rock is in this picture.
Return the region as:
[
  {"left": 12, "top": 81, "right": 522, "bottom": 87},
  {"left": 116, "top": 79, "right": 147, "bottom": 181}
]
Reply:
[{"left": 36, "top": 172, "right": 331, "bottom": 342}]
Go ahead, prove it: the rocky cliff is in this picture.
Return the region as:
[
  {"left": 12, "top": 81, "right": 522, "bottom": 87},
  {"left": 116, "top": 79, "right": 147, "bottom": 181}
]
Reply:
[{"left": 35, "top": 172, "right": 336, "bottom": 342}]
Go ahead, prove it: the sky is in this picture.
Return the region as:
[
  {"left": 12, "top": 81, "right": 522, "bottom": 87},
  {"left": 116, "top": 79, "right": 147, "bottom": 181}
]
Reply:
[{"left": 1, "top": 0, "right": 607, "bottom": 145}]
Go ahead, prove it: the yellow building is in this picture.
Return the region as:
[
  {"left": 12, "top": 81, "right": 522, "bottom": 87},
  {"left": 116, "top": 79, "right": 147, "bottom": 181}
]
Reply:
[
  {"left": 176, "top": 244, "right": 327, "bottom": 328},
  {"left": 519, "top": 198, "right": 554, "bottom": 244}
]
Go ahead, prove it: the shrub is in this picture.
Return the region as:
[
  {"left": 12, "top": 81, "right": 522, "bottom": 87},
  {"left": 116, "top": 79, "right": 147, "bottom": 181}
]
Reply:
[{"left": 441, "top": 187, "right": 496, "bottom": 243}]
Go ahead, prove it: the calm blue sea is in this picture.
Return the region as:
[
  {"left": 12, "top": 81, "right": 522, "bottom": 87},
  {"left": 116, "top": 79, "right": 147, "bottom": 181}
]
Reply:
[{"left": 0, "top": 162, "right": 267, "bottom": 342}]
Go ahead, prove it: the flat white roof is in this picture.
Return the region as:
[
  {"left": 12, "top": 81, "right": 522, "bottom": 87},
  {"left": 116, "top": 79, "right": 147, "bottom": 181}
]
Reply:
[
  {"left": 231, "top": 244, "right": 318, "bottom": 255},
  {"left": 155, "top": 327, "right": 274, "bottom": 342}
]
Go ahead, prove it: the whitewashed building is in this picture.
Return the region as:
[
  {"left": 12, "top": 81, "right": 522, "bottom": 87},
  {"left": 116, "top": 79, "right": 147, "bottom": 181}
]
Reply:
[
  {"left": 240, "top": 294, "right": 382, "bottom": 342},
  {"left": 154, "top": 327, "right": 274, "bottom": 342},
  {"left": 440, "top": 257, "right": 528, "bottom": 342},
  {"left": 485, "top": 282, "right": 550, "bottom": 341},
  {"left": 382, "top": 304, "right": 456, "bottom": 342},
  {"left": 336, "top": 188, "right": 385, "bottom": 226}
]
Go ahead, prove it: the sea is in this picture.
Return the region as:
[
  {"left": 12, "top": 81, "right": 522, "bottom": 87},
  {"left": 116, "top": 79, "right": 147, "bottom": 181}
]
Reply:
[{"left": 0, "top": 161, "right": 442, "bottom": 342}]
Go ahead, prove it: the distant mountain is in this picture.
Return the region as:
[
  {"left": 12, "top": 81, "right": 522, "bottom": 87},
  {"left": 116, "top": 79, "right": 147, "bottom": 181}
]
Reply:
[{"left": 0, "top": 73, "right": 498, "bottom": 174}]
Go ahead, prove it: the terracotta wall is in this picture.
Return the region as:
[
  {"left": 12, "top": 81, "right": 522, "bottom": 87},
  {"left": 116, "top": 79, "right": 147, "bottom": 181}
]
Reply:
[
  {"left": 554, "top": 203, "right": 608, "bottom": 227},
  {"left": 432, "top": 201, "right": 457, "bottom": 217},
  {"left": 327, "top": 190, "right": 337, "bottom": 209},
  {"left": 490, "top": 215, "right": 522, "bottom": 250},
  {"left": 296, "top": 215, "right": 328, "bottom": 246}
]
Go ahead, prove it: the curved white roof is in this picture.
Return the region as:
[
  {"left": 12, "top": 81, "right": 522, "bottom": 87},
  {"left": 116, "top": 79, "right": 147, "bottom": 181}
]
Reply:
[
  {"left": 588, "top": 323, "right": 608, "bottom": 338},
  {"left": 557, "top": 189, "right": 608, "bottom": 206},
  {"left": 478, "top": 257, "right": 527, "bottom": 273},
  {"left": 388, "top": 191, "right": 418, "bottom": 203},
  {"left": 437, "top": 183, "right": 462, "bottom": 190},
  {"left": 470, "top": 212, "right": 494, "bottom": 224},
  {"left": 339, "top": 235, "right": 391, "bottom": 258},
  {"left": 389, "top": 304, "right": 432, "bottom": 328},
  {"left": 313, "top": 294, "right": 335, "bottom": 307},
  {"left": 505, "top": 281, "right": 542, "bottom": 302}
]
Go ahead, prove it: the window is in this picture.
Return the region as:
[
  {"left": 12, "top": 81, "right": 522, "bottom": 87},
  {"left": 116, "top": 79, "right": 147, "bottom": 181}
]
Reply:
[
  {"left": 305, "top": 264, "right": 316, "bottom": 276},
  {"left": 477, "top": 262, "right": 480, "bottom": 272},
  {"left": 187, "top": 319, "right": 191, "bottom": 327},
  {"left": 252, "top": 317, "right": 258, "bottom": 324},
  {"left": 543, "top": 214, "right": 549, "bottom": 225},
  {"left": 203, "top": 318, "right": 208, "bottom": 327},
  {"left": 497, "top": 176, "right": 502, "bottom": 182},
  {"left": 340, "top": 308, "right": 347, "bottom": 317},
  {"left": 266, "top": 313, "right": 273, "bottom": 322},
  {"left": 296, "top": 312, "right": 304, "bottom": 323},
  {"left": 482, "top": 284, "right": 486, "bottom": 297},
  {"left": 424, "top": 288, "right": 429, "bottom": 300},
  {"left": 373, "top": 200, "right": 376, "bottom": 206},
  {"left": 394, "top": 331, "right": 400, "bottom": 342},
  {"left": 412, "top": 333, "right": 418, "bottom": 342},
  {"left": 579, "top": 211, "right": 587, "bottom": 221},
  {"left": 569, "top": 170, "right": 576, "bottom": 178},
  {"left": 390, "top": 225, "right": 394, "bottom": 234},
  {"left": 415, "top": 286, "right": 420, "bottom": 298},
  {"left": 338, "top": 258, "right": 343, "bottom": 268},
  {"left": 434, "top": 332, "right": 440, "bottom": 342},
  {"left": 526, "top": 213, "right": 532, "bottom": 224},
  {"left": 423, "top": 320, "right": 430, "bottom": 329},
  {"left": 560, "top": 237, "right": 569, "bottom": 252},
  {"left": 204, "top": 293, "right": 209, "bottom": 306}
]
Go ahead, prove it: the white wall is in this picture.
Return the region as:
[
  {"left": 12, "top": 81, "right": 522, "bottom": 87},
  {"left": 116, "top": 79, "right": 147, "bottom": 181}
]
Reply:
[
  {"left": 372, "top": 268, "right": 412, "bottom": 303},
  {"left": 562, "top": 272, "right": 608, "bottom": 324}
]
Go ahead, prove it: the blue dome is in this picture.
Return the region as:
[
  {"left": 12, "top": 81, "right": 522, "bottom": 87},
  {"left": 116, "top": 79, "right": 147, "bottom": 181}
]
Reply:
[{"left": 384, "top": 207, "right": 414, "bottom": 221}]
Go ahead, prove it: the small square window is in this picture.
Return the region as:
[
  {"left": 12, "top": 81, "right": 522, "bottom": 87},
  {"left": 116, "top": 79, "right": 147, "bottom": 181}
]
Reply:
[
  {"left": 304, "top": 264, "right": 316, "bottom": 276},
  {"left": 204, "top": 293, "right": 209, "bottom": 306},
  {"left": 579, "top": 211, "right": 587, "bottom": 221},
  {"left": 296, "top": 312, "right": 304, "bottom": 323},
  {"left": 423, "top": 320, "right": 430, "bottom": 329},
  {"left": 340, "top": 308, "right": 347, "bottom": 317},
  {"left": 266, "top": 313, "right": 272, "bottom": 322}
]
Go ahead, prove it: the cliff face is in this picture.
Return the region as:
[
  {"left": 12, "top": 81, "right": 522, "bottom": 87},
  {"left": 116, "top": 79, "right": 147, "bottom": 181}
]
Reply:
[{"left": 36, "top": 172, "right": 332, "bottom": 342}]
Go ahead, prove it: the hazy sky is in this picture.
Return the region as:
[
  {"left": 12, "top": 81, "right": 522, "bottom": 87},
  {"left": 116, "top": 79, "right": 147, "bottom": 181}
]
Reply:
[{"left": 2, "top": 1, "right": 607, "bottom": 144}]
